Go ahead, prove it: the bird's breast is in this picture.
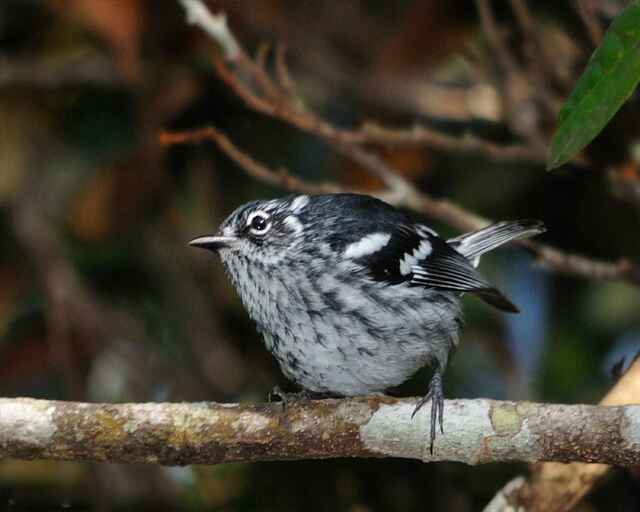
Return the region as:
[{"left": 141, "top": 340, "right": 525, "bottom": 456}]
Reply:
[{"left": 221, "top": 254, "right": 462, "bottom": 394}]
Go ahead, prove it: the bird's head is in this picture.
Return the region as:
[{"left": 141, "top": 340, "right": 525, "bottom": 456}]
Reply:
[{"left": 189, "top": 195, "right": 311, "bottom": 269}]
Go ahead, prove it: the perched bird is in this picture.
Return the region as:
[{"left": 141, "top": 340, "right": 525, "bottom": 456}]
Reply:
[{"left": 190, "top": 193, "right": 544, "bottom": 450}]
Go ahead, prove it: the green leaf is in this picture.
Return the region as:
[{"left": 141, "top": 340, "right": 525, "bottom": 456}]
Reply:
[{"left": 547, "top": 2, "right": 640, "bottom": 170}]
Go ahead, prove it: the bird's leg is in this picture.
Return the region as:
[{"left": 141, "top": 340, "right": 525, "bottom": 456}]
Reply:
[
  {"left": 411, "top": 370, "right": 444, "bottom": 454},
  {"left": 269, "top": 386, "right": 314, "bottom": 412}
]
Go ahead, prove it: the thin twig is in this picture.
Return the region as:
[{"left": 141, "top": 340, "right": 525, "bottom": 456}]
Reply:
[
  {"left": 573, "top": 0, "right": 604, "bottom": 47},
  {"left": 521, "top": 240, "right": 640, "bottom": 283},
  {"left": 476, "top": 0, "right": 548, "bottom": 149},
  {"left": 160, "top": 128, "right": 341, "bottom": 194},
  {"left": 352, "top": 123, "right": 543, "bottom": 162},
  {"left": 509, "top": 0, "right": 572, "bottom": 90},
  {"left": 177, "top": 0, "right": 240, "bottom": 59},
  {"left": 476, "top": 0, "right": 518, "bottom": 75},
  {"left": 213, "top": 55, "right": 544, "bottom": 163},
  {"left": 275, "top": 43, "right": 297, "bottom": 99},
  {"left": 183, "top": 0, "right": 548, "bottom": 164}
]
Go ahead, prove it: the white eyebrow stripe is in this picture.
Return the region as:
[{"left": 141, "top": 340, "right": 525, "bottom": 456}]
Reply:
[
  {"left": 290, "top": 195, "right": 309, "bottom": 213},
  {"left": 399, "top": 240, "right": 432, "bottom": 275},
  {"left": 283, "top": 215, "right": 303, "bottom": 233},
  {"left": 343, "top": 233, "right": 391, "bottom": 259}
]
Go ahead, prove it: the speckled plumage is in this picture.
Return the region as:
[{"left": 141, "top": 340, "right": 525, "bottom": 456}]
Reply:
[{"left": 190, "top": 193, "right": 544, "bottom": 448}]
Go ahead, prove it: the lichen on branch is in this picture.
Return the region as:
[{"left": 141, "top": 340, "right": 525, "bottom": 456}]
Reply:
[{"left": 1, "top": 397, "right": 640, "bottom": 466}]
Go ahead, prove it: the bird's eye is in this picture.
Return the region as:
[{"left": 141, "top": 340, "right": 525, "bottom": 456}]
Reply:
[{"left": 247, "top": 212, "right": 271, "bottom": 236}]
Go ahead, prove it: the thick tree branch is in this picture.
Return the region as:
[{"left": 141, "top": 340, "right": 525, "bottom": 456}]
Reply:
[
  {"left": 485, "top": 357, "right": 640, "bottom": 512},
  {"left": 2, "top": 397, "right": 640, "bottom": 466}
]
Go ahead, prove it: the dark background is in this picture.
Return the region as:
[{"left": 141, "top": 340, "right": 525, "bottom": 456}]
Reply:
[{"left": 1, "top": 0, "right": 639, "bottom": 510}]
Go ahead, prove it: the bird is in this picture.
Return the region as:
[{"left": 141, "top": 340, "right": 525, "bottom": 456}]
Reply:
[{"left": 189, "top": 193, "right": 545, "bottom": 451}]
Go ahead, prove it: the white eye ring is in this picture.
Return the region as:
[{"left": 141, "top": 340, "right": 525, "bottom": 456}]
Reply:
[{"left": 247, "top": 211, "right": 272, "bottom": 236}]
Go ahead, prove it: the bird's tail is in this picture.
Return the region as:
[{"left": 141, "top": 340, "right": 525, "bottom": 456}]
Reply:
[{"left": 448, "top": 219, "right": 545, "bottom": 266}]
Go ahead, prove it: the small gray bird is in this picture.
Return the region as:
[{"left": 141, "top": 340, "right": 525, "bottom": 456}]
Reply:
[{"left": 190, "top": 193, "right": 544, "bottom": 450}]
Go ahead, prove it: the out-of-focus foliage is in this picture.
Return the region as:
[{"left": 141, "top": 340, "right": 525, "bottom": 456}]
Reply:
[
  {"left": 549, "top": 1, "right": 640, "bottom": 170},
  {"left": 0, "top": 0, "right": 639, "bottom": 510}
]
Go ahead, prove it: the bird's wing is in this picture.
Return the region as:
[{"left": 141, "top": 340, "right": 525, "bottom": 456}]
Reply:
[
  {"left": 410, "top": 235, "right": 518, "bottom": 312},
  {"left": 352, "top": 224, "right": 518, "bottom": 313},
  {"left": 411, "top": 236, "right": 519, "bottom": 313},
  {"left": 352, "top": 224, "right": 428, "bottom": 285}
]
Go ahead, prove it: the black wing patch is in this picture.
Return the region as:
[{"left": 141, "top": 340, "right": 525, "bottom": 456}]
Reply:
[
  {"left": 411, "top": 237, "right": 519, "bottom": 313},
  {"left": 360, "top": 225, "right": 424, "bottom": 285},
  {"left": 350, "top": 223, "right": 519, "bottom": 313}
]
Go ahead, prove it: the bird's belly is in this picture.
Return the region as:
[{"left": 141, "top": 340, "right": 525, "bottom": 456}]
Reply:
[
  {"left": 269, "top": 330, "right": 435, "bottom": 395},
  {"left": 263, "top": 289, "right": 461, "bottom": 395},
  {"left": 229, "top": 262, "right": 462, "bottom": 395}
]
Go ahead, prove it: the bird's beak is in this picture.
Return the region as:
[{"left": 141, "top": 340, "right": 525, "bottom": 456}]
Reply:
[{"left": 188, "top": 235, "right": 238, "bottom": 252}]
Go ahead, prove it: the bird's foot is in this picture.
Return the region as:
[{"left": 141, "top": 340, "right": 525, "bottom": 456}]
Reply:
[
  {"left": 411, "top": 371, "right": 444, "bottom": 455},
  {"left": 269, "top": 386, "right": 314, "bottom": 412}
]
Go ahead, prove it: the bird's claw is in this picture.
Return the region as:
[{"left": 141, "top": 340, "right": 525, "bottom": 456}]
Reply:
[
  {"left": 411, "top": 372, "right": 444, "bottom": 455},
  {"left": 269, "top": 386, "right": 312, "bottom": 412}
]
